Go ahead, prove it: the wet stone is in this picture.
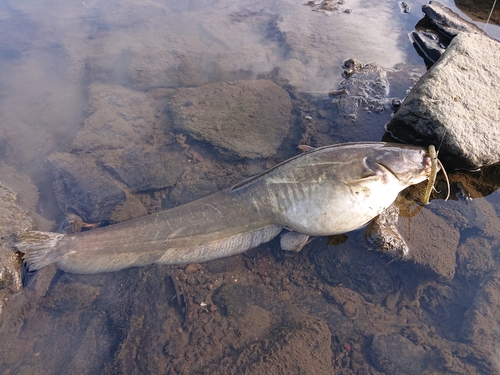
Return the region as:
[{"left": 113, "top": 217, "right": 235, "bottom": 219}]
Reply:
[
  {"left": 0, "top": 244, "right": 22, "bottom": 293},
  {"left": 0, "top": 184, "right": 35, "bottom": 237},
  {"left": 386, "top": 32, "right": 500, "bottom": 169},
  {"left": 205, "top": 255, "right": 245, "bottom": 274},
  {"left": 212, "top": 283, "right": 272, "bottom": 317},
  {"left": 333, "top": 59, "right": 398, "bottom": 119},
  {"left": 71, "top": 84, "right": 162, "bottom": 153},
  {"left": 421, "top": 2, "right": 484, "bottom": 41},
  {"left": 367, "top": 204, "right": 409, "bottom": 258},
  {"left": 456, "top": 237, "right": 495, "bottom": 282},
  {"left": 370, "top": 333, "right": 429, "bottom": 375},
  {"left": 396, "top": 197, "right": 460, "bottom": 280},
  {"left": 310, "top": 237, "right": 393, "bottom": 304},
  {"left": 100, "top": 146, "right": 185, "bottom": 193},
  {"left": 170, "top": 80, "right": 292, "bottom": 159},
  {"left": 128, "top": 49, "right": 203, "bottom": 91},
  {"left": 460, "top": 269, "right": 500, "bottom": 370},
  {"left": 0, "top": 176, "right": 40, "bottom": 296},
  {"left": 46, "top": 152, "right": 126, "bottom": 223},
  {"left": 201, "top": 317, "right": 335, "bottom": 375},
  {"left": 168, "top": 178, "right": 219, "bottom": 207},
  {"left": 455, "top": 0, "right": 500, "bottom": 26}
]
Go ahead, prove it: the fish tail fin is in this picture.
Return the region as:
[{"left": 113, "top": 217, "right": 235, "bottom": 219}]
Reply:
[{"left": 15, "top": 231, "right": 65, "bottom": 272}]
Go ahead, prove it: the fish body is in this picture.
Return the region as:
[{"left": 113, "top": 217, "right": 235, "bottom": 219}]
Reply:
[{"left": 16, "top": 142, "right": 432, "bottom": 274}]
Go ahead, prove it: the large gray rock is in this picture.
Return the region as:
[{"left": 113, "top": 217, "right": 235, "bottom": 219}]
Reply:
[
  {"left": 386, "top": 32, "right": 500, "bottom": 169},
  {"left": 170, "top": 80, "right": 292, "bottom": 159}
]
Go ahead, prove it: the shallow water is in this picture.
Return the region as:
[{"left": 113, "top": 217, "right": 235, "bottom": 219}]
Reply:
[{"left": 1, "top": 0, "right": 500, "bottom": 374}]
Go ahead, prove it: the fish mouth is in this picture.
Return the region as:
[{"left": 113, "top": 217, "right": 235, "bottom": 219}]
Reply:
[
  {"left": 376, "top": 153, "right": 434, "bottom": 183},
  {"left": 423, "top": 154, "right": 432, "bottom": 170}
]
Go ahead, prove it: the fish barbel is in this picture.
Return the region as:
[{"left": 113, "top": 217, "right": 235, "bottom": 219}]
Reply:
[{"left": 16, "top": 142, "right": 433, "bottom": 274}]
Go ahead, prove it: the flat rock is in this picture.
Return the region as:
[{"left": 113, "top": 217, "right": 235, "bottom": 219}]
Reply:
[
  {"left": 310, "top": 237, "right": 394, "bottom": 304},
  {"left": 201, "top": 316, "right": 334, "bottom": 375},
  {"left": 460, "top": 269, "right": 500, "bottom": 364},
  {"left": 456, "top": 237, "right": 496, "bottom": 282},
  {"left": 72, "top": 84, "right": 187, "bottom": 193},
  {"left": 170, "top": 80, "right": 292, "bottom": 159},
  {"left": 128, "top": 49, "right": 203, "bottom": 91},
  {"left": 240, "top": 318, "right": 334, "bottom": 375},
  {"left": 0, "top": 183, "right": 35, "bottom": 237},
  {"left": 211, "top": 44, "right": 276, "bottom": 81},
  {"left": 71, "top": 84, "right": 162, "bottom": 153},
  {"left": 212, "top": 283, "right": 273, "bottom": 318},
  {"left": 386, "top": 32, "right": 500, "bottom": 169},
  {"left": 370, "top": 333, "right": 430, "bottom": 375},
  {"left": 398, "top": 200, "right": 460, "bottom": 280},
  {"left": 99, "top": 146, "right": 185, "bottom": 193},
  {"left": 46, "top": 152, "right": 126, "bottom": 223}
]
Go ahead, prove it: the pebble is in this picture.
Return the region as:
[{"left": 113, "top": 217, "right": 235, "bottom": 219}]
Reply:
[
  {"left": 185, "top": 263, "right": 203, "bottom": 273},
  {"left": 341, "top": 301, "right": 356, "bottom": 317}
]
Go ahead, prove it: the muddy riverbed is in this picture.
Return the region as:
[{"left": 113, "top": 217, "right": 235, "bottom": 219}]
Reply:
[{"left": 1, "top": 0, "right": 500, "bottom": 374}]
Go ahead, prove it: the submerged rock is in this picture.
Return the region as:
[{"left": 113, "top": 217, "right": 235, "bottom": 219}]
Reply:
[
  {"left": 46, "top": 153, "right": 126, "bottom": 223},
  {"left": 396, "top": 200, "right": 460, "bottom": 279},
  {"left": 370, "top": 333, "right": 431, "bottom": 375},
  {"left": 0, "top": 164, "right": 53, "bottom": 324},
  {"left": 310, "top": 237, "right": 394, "bottom": 304},
  {"left": 460, "top": 269, "right": 500, "bottom": 364},
  {"left": 71, "top": 84, "right": 189, "bottom": 195},
  {"left": 0, "top": 243, "right": 22, "bottom": 294},
  {"left": 0, "top": 184, "right": 35, "bottom": 237},
  {"left": 170, "top": 80, "right": 292, "bottom": 159},
  {"left": 128, "top": 50, "right": 203, "bottom": 91},
  {"left": 367, "top": 198, "right": 459, "bottom": 280},
  {"left": 332, "top": 59, "right": 398, "bottom": 119},
  {"left": 386, "top": 32, "right": 500, "bottom": 169},
  {"left": 71, "top": 84, "right": 164, "bottom": 153},
  {"left": 366, "top": 204, "right": 409, "bottom": 258},
  {"left": 99, "top": 146, "right": 185, "bottom": 193},
  {"left": 201, "top": 315, "right": 334, "bottom": 375}
]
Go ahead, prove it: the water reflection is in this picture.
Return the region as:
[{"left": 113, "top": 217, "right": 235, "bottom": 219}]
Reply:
[{"left": 1, "top": 0, "right": 500, "bottom": 374}]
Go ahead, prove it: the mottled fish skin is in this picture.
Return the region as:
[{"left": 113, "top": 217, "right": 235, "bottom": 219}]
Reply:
[{"left": 16, "top": 142, "right": 432, "bottom": 275}]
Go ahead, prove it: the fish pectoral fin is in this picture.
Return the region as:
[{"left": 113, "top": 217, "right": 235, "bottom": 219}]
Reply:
[{"left": 280, "top": 231, "right": 311, "bottom": 252}]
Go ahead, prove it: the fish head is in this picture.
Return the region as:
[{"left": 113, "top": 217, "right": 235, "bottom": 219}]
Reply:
[{"left": 370, "top": 144, "right": 435, "bottom": 187}]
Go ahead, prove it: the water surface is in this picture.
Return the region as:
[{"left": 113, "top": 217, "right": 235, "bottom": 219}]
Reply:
[{"left": 1, "top": 0, "right": 500, "bottom": 374}]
